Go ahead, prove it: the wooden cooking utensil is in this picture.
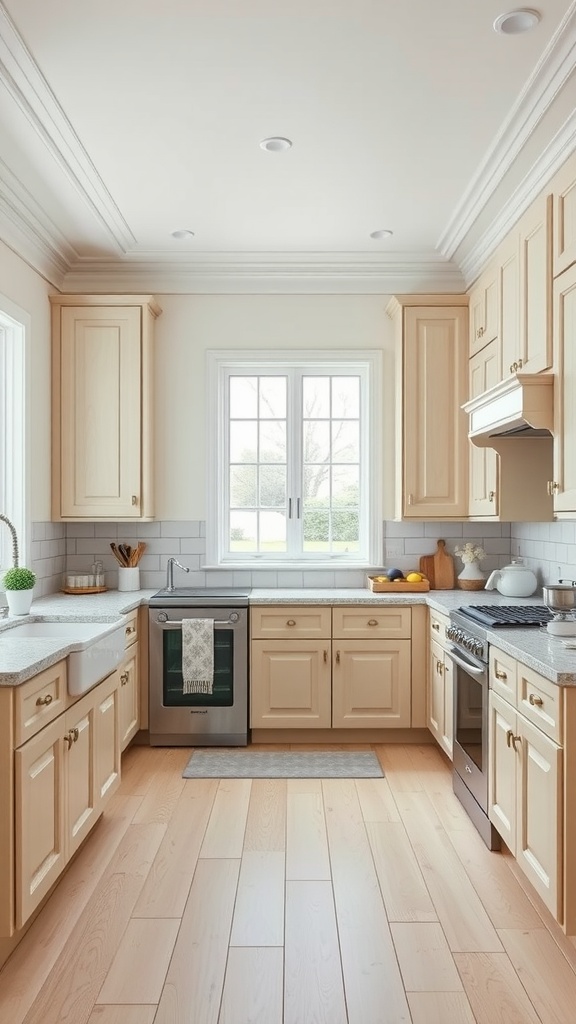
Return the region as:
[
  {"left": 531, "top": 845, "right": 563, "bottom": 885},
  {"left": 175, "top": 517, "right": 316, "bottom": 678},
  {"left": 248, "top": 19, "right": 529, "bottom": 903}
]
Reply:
[{"left": 432, "top": 539, "right": 455, "bottom": 590}]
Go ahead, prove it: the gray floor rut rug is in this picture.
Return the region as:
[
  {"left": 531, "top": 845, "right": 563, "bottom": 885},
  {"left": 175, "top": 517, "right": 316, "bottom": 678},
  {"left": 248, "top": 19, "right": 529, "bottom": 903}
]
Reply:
[{"left": 182, "top": 750, "right": 384, "bottom": 779}]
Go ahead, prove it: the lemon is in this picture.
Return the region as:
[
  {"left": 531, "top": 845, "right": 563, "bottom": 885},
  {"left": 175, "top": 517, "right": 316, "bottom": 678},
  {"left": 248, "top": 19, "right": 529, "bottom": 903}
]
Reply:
[{"left": 406, "top": 572, "right": 423, "bottom": 582}]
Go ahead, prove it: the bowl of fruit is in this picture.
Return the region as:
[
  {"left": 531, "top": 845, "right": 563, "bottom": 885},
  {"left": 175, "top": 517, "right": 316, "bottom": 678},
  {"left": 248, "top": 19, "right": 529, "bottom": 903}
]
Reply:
[{"left": 367, "top": 569, "right": 430, "bottom": 592}]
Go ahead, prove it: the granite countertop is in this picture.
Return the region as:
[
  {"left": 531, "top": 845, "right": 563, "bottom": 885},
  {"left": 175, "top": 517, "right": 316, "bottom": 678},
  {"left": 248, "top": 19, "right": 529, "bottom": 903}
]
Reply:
[{"left": 1, "top": 586, "right": 575, "bottom": 688}]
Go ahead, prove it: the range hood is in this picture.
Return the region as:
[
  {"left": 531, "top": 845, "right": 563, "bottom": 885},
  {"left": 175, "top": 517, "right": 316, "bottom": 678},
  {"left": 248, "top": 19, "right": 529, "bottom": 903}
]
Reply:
[{"left": 463, "top": 372, "right": 554, "bottom": 442}]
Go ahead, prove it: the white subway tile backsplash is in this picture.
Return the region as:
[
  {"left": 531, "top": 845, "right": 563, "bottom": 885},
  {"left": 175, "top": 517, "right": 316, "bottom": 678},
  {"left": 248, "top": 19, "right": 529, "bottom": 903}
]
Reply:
[
  {"left": 180, "top": 538, "right": 206, "bottom": 555},
  {"left": 423, "top": 522, "right": 464, "bottom": 537},
  {"left": 66, "top": 523, "right": 96, "bottom": 538},
  {"left": 161, "top": 520, "right": 199, "bottom": 537}
]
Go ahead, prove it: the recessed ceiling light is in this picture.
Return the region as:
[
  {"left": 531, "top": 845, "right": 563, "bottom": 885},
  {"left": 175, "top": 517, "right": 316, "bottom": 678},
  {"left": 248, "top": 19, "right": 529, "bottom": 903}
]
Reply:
[
  {"left": 493, "top": 8, "right": 541, "bottom": 34},
  {"left": 170, "top": 229, "right": 195, "bottom": 239},
  {"left": 370, "top": 229, "right": 393, "bottom": 240},
  {"left": 259, "top": 137, "right": 292, "bottom": 152}
]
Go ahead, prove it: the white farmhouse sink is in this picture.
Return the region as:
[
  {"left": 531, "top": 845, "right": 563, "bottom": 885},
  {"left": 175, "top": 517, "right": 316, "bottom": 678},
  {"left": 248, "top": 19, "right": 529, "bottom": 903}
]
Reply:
[{"left": 3, "top": 619, "right": 126, "bottom": 695}]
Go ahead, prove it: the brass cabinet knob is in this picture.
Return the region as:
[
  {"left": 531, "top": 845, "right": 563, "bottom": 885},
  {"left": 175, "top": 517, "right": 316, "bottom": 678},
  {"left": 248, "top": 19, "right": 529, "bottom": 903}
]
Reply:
[
  {"left": 528, "top": 693, "right": 544, "bottom": 707},
  {"left": 120, "top": 671, "right": 129, "bottom": 686},
  {"left": 432, "top": 622, "right": 440, "bottom": 631},
  {"left": 36, "top": 693, "right": 53, "bottom": 706},
  {"left": 336, "top": 650, "right": 341, "bottom": 663},
  {"left": 495, "top": 669, "right": 507, "bottom": 680},
  {"left": 367, "top": 619, "right": 378, "bottom": 626},
  {"left": 125, "top": 625, "right": 136, "bottom": 636},
  {"left": 131, "top": 495, "right": 138, "bottom": 506},
  {"left": 286, "top": 619, "right": 296, "bottom": 627},
  {"left": 489, "top": 490, "right": 496, "bottom": 502}
]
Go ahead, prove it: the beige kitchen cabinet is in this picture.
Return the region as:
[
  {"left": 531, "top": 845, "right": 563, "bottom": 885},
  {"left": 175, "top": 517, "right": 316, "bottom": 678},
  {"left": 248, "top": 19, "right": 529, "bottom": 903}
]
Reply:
[
  {"left": 250, "top": 639, "right": 332, "bottom": 728},
  {"left": 332, "top": 639, "right": 411, "bottom": 728},
  {"left": 4, "top": 665, "right": 121, "bottom": 935},
  {"left": 468, "top": 340, "right": 499, "bottom": 517},
  {"left": 469, "top": 264, "right": 499, "bottom": 358},
  {"left": 119, "top": 611, "right": 140, "bottom": 751},
  {"left": 552, "top": 262, "right": 576, "bottom": 514},
  {"left": 489, "top": 689, "right": 562, "bottom": 920},
  {"left": 50, "top": 294, "right": 161, "bottom": 521},
  {"left": 386, "top": 296, "right": 469, "bottom": 520},
  {"left": 427, "top": 609, "right": 453, "bottom": 758},
  {"left": 552, "top": 148, "right": 576, "bottom": 277},
  {"left": 517, "top": 192, "right": 552, "bottom": 375}
]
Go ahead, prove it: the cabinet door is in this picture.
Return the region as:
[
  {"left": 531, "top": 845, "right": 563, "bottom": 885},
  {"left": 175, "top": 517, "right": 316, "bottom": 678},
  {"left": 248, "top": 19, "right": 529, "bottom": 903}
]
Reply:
[
  {"left": 519, "top": 193, "right": 552, "bottom": 374},
  {"left": 553, "top": 150, "right": 576, "bottom": 277},
  {"left": 119, "top": 646, "right": 139, "bottom": 751},
  {"left": 332, "top": 640, "right": 411, "bottom": 728},
  {"left": 442, "top": 653, "right": 454, "bottom": 759},
  {"left": 499, "top": 233, "right": 520, "bottom": 378},
  {"left": 64, "top": 691, "right": 98, "bottom": 859},
  {"left": 488, "top": 692, "right": 517, "bottom": 851},
  {"left": 517, "top": 716, "right": 562, "bottom": 920},
  {"left": 427, "top": 640, "right": 444, "bottom": 744},
  {"left": 468, "top": 340, "right": 499, "bottom": 516},
  {"left": 251, "top": 640, "right": 331, "bottom": 728},
  {"left": 94, "top": 672, "right": 121, "bottom": 806},
  {"left": 15, "top": 718, "right": 65, "bottom": 929},
  {"left": 403, "top": 306, "right": 468, "bottom": 518},
  {"left": 469, "top": 267, "right": 499, "bottom": 357},
  {"left": 58, "top": 305, "right": 142, "bottom": 518},
  {"left": 553, "top": 264, "right": 576, "bottom": 513}
]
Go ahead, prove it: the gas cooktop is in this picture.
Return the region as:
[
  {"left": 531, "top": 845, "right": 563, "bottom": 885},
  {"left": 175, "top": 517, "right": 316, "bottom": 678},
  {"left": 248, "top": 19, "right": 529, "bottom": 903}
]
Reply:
[{"left": 457, "top": 605, "right": 553, "bottom": 628}]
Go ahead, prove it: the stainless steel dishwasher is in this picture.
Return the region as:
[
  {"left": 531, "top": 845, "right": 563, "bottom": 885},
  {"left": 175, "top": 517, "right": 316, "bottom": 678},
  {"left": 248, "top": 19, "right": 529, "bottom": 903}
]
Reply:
[{"left": 148, "top": 587, "right": 250, "bottom": 746}]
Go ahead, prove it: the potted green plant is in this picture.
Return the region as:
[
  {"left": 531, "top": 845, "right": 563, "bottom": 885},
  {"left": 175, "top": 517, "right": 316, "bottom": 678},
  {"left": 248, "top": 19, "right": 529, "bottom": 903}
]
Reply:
[{"left": 2, "top": 566, "right": 36, "bottom": 616}]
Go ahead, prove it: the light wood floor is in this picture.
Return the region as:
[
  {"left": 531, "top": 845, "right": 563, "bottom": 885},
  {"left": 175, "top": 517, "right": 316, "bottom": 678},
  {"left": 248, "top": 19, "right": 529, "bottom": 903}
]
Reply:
[{"left": 2, "top": 742, "right": 576, "bottom": 1024}]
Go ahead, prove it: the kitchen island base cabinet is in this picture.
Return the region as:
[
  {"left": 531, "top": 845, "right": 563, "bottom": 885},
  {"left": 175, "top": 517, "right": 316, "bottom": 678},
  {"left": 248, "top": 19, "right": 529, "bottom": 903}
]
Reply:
[{"left": 250, "top": 641, "right": 331, "bottom": 728}]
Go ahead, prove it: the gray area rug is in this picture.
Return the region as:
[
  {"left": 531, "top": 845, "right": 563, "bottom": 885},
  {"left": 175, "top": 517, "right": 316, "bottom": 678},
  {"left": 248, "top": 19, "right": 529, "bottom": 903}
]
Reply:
[{"left": 182, "top": 749, "right": 384, "bottom": 779}]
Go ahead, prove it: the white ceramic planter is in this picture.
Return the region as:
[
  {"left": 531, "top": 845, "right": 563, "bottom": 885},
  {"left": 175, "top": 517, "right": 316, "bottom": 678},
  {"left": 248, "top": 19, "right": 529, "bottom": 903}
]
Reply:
[{"left": 6, "top": 588, "right": 34, "bottom": 616}]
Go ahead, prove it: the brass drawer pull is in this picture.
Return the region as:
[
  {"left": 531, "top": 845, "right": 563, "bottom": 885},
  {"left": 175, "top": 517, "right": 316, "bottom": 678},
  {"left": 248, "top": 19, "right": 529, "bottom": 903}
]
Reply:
[
  {"left": 323, "top": 649, "right": 328, "bottom": 663},
  {"left": 511, "top": 734, "right": 521, "bottom": 751},
  {"left": 36, "top": 693, "right": 53, "bottom": 707},
  {"left": 64, "top": 727, "right": 78, "bottom": 749},
  {"left": 432, "top": 622, "right": 440, "bottom": 631},
  {"left": 286, "top": 619, "right": 296, "bottom": 627},
  {"left": 528, "top": 693, "right": 544, "bottom": 707},
  {"left": 120, "top": 671, "right": 129, "bottom": 686},
  {"left": 125, "top": 624, "right": 136, "bottom": 636},
  {"left": 495, "top": 669, "right": 507, "bottom": 680},
  {"left": 336, "top": 650, "right": 341, "bottom": 663},
  {"left": 489, "top": 490, "right": 496, "bottom": 502},
  {"left": 367, "top": 619, "right": 378, "bottom": 626},
  {"left": 506, "top": 728, "right": 514, "bottom": 748}
]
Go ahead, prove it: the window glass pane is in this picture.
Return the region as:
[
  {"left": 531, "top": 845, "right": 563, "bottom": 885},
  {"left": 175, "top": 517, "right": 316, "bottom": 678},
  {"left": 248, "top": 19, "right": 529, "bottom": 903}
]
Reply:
[
  {"left": 332, "top": 510, "right": 359, "bottom": 549},
  {"left": 332, "top": 465, "right": 359, "bottom": 503},
  {"left": 332, "top": 376, "right": 359, "bottom": 418},
  {"left": 259, "top": 420, "right": 286, "bottom": 463},
  {"left": 303, "top": 466, "right": 330, "bottom": 504},
  {"left": 259, "top": 377, "right": 286, "bottom": 418},
  {"left": 259, "top": 511, "right": 286, "bottom": 552},
  {"left": 303, "top": 509, "right": 329, "bottom": 549},
  {"left": 303, "top": 376, "right": 330, "bottom": 417},
  {"left": 230, "top": 376, "right": 257, "bottom": 417},
  {"left": 259, "top": 465, "right": 286, "bottom": 507},
  {"left": 303, "top": 420, "right": 330, "bottom": 464},
  {"left": 230, "top": 420, "right": 257, "bottom": 462},
  {"left": 230, "top": 510, "right": 256, "bottom": 550},
  {"left": 230, "top": 465, "right": 257, "bottom": 507},
  {"left": 332, "top": 420, "right": 359, "bottom": 463}
]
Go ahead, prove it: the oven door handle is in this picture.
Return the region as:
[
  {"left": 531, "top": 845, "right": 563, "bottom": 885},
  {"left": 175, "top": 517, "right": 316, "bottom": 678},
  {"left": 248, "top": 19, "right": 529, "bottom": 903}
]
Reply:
[
  {"left": 449, "top": 649, "right": 487, "bottom": 678},
  {"left": 159, "top": 619, "right": 231, "bottom": 628}
]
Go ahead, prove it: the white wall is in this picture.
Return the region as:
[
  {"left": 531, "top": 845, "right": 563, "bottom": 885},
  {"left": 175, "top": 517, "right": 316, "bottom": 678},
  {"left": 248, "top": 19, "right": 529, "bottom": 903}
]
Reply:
[
  {"left": 0, "top": 241, "right": 52, "bottom": 523},
  {"left": 153, "top": 294, "right": 395, "bottom": 520}
]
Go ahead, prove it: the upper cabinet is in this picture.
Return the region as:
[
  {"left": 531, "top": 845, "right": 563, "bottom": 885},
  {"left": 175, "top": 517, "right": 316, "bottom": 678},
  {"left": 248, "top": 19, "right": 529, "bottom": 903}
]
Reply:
[
  {"left": 552, "top": 263, "right": 576, "bottom": 515},
  {"left": 51, "top": 295, "right": 161, "bottom": 521},
  {"left": 469, "top": 265, "right": 499, "bottom": 358},
  {"left": 553, "top": 149, "right": 576, "bottom": 278},
  {"left": 387, "top": 296, "right": 469, "bottom": 520}
]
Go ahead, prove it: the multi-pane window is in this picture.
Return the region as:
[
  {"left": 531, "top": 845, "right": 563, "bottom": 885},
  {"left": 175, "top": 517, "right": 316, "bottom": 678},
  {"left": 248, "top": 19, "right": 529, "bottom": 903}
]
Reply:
[{"left": 208, "top": 354, "right": 381, "bottom": 566}]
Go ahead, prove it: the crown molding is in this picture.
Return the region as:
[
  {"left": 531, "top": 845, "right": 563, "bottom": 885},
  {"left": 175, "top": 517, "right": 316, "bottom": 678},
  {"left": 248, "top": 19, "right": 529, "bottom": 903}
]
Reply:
[
  {"left": 460, "top": 106, "right": 576, "bottom": 285},
  {"left": 0, "top": 161, "right": 69, "bottom": 287},
  {"left": 59, "top": 252, "right": 466, "bottom": 294},
  {"left": 0, "top": 1, "right": 135, "bottom": 254},
  {"left": 438, "top": 0, "right": 576, "bottom": 259}
]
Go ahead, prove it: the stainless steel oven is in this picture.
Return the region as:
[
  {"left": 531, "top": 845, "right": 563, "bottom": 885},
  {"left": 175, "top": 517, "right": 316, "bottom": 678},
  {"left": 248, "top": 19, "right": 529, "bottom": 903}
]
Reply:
[{"left": 148, "top": 587, "right": 250, "bottom": 746}]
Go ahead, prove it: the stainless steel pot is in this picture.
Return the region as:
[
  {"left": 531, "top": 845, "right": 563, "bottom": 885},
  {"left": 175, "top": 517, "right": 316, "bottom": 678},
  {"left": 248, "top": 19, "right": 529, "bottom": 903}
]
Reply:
[{"left": 543, "top": 580, "right": 576, "bottom": 613}]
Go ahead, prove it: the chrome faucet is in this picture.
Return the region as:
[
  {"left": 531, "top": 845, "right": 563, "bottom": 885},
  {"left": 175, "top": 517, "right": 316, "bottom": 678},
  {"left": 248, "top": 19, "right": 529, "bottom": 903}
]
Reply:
[{"left": 166, "top": 557, "right": 190, "bottom": 592}]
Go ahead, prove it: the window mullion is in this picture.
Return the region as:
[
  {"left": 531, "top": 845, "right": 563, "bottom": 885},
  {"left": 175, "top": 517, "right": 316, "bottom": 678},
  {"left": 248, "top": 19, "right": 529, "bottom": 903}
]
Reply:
[{"left": 286, "top": 367, "right": 302, "bottom": 557}]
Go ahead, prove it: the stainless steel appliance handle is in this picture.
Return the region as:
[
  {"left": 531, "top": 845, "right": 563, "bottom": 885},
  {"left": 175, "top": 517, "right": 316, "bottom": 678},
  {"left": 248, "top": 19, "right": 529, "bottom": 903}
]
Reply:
[
  {"left": 449, "top": 649, "right": 487, "bottom": 678},
  {"left": 159, "top": 619, "right": 232, "bottom": 627}
]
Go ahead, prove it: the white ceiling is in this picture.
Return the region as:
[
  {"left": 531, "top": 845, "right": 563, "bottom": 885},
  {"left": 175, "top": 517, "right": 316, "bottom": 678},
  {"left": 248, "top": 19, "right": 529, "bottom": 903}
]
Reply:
[{"left": 0, "top": 0, "right": 575, "bottom": 292}]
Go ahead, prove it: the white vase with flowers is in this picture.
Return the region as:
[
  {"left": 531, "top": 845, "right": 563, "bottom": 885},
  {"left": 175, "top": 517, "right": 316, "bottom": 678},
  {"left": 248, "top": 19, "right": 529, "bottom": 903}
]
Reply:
[{"left": 454, "top": 543, "right": 486, "bottom": 590}]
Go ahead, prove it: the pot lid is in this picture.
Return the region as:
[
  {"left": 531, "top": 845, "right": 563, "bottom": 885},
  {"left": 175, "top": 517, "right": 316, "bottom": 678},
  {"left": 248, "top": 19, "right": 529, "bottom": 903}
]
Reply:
[
  {"left": 544, "top": 581, "right": 576, "bottom": 590},
  {"left": 500, "top": 559, "right": 534, "bottom": 572}
]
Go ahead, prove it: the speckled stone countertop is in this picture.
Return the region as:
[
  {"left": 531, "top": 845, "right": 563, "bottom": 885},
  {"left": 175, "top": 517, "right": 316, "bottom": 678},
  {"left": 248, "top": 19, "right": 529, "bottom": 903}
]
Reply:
[{"left": 1, "top": 586, "right": 575, "bottom": 688}]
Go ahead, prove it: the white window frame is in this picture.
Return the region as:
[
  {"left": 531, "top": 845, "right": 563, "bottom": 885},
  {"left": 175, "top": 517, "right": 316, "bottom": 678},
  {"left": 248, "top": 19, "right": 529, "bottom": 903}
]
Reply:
[
  {"left": 206, "top": 350, "right": 382, "bottom": 568},
  {"left": 0, "top": 296, "right": 29, "bottom": 575}
]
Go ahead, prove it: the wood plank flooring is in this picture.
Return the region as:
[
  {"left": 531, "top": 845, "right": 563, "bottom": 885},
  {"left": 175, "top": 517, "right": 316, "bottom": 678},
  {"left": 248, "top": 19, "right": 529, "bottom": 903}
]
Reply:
[{"left": 2, "top": 742, "right": 576, "bottom": 1023}]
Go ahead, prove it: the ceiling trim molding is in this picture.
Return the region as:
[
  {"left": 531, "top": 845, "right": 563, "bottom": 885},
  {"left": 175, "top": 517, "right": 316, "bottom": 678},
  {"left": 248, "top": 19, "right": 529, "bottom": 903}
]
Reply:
[
  {"left": 460, "top": 106, "right": 576, "bottom": 285},
  {"left": 0, "top": 1, "right": 135, "bottom": 254},
  {"left": 0, "top": 158, "right": 69, "bottom": 286},
  {"left": 437, "top": 0, "right": 576, "bottom": 258},
  {"left": 60, "top": 253, "right": 466, "bottom": 295}
]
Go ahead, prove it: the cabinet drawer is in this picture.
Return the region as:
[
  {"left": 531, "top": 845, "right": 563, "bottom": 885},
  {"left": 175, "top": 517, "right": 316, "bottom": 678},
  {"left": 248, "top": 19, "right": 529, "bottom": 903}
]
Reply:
[
  {"left": 517, "top": 665, "right": 562, "bottom": 744},
  {"left": 332, "top": 606, "right": 411, "bottom": 639},
  {"left": 429, "top": 610, "right": 450, "bottom": 647},
  {"left": 14, "top": 661, "right": 68, "bottom": 747},
  {"left": 123, "top": 610, "right": 138, "bottom": 648},
  {"left": 490, "top": 647, "right": 517, "bottom": 706},
  {"left": 251, "top": 606, "right": 331, "bottom": 639}
]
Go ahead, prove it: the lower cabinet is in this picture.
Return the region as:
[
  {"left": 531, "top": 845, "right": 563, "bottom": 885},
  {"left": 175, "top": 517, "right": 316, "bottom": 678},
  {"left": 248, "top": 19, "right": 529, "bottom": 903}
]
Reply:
[
  {"left": 119, "top": 611, "right": 140, "bottom": 750},
  {"left": 427, "top": 610, "right": 453, "bottom": 758},
  {"left": 489, "top": 689, "right": 562, "bottom": 919},
  {"left": 10, "top": 666, "right": 121, "bottom": 932},
  {"left": 250, "top": 605, "right": 413, "bottom": 730}
]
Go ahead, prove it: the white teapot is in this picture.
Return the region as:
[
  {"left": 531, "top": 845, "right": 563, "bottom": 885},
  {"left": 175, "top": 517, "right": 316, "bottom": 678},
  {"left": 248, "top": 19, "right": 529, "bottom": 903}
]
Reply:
[{"left": 485, "top": 559, "right": 538, "bottom": 598}]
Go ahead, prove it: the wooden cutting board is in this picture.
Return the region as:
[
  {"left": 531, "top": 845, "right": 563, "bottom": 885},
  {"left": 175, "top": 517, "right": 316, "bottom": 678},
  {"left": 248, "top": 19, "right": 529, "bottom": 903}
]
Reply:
[
  {"left": 433, "top": 539, "right": 455, "bottom": 590},
  {"left": 419, "top": 552, "right": 435, "bottom": 588}
]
